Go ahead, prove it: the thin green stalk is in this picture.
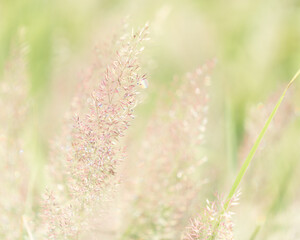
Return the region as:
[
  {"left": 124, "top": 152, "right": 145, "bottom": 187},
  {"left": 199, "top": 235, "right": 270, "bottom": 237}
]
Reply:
[
  {"left": 209, "top": 68, "right": 300, "bottom": 240},
  {"left": 22, "top": 215, "right": 35, "bottom": 240},
  {"left": 249, "top": 160, "right": 296, "bottom": 240},
  {"left": 249, "top": 225, "right": 261, "bottom": 240}
]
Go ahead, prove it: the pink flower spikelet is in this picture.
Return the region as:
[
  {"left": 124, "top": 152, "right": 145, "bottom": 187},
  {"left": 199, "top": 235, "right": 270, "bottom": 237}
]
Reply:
[
  {"left": 119, "top": 61, "right": 215, "bottom": 240},
  {"left": 183, "top": 192, "right": 240, "bottom": 240},
  {"left": 41, "top": 23, "right": 149, "bottom": 239}
]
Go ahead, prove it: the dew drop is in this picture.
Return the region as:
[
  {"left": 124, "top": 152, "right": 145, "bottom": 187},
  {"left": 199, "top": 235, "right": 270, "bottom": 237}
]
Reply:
[{"left": 140, "top": 79, "right": 149, "bottom": 89}]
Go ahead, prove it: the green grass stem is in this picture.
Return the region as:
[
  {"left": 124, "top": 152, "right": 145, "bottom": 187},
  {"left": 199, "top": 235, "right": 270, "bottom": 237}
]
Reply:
[{"left": 209, "top": 68, "right": 300, "bottom": 240}]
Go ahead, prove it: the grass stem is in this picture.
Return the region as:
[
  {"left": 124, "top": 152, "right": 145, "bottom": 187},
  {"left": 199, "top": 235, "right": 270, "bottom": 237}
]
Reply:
[{"left": 209, "top": 68, "right": 300, "bottom": 240}]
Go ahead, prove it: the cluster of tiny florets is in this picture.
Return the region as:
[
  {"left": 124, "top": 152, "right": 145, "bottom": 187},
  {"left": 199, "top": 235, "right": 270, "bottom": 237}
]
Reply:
[
  {"left": 183, "top": 192, "right": 240, "bottom": 240},
  {"left": 42, "top": 23, "right": 149, "bottom": 238},
  {"left": 119, "top": 61, "right": 215, "bottom": 239}
]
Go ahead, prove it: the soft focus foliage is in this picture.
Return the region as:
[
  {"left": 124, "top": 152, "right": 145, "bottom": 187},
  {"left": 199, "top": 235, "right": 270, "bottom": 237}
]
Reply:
[
  {"left": 1, "top": 1, "right": 300, "bottom": 240},
  {"left": 119, "top": 62, "right": 213, "bottom": 240}
]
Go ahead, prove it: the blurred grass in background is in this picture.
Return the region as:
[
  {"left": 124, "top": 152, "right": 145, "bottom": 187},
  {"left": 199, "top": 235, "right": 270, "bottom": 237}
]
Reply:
[{"left": 1, "top": 0, "right": 300, "bottom": 239}]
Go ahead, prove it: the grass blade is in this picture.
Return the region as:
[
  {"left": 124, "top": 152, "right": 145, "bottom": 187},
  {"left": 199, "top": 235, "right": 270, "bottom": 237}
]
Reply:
[{"left": 210, "top": 68, "right": 300, "bottom": 240}]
